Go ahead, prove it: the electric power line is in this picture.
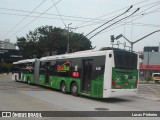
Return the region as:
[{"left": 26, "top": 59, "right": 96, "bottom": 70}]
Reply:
[
  {"left": 1, "top": 12, "right": 160, "bottom": 28},
  {"left": 0, "top": 0, "right": 159, "bottom": 30},
  {"left": 8, "top": 0, "right": 63, "bottom": 39},
  {"left": 2, "top": 0, "right": 47, "bottom": 39},
  {"left": 75, "top": 1, "right": 160, "bottom": 29},
  {"left": 0, "top": 12, "right": 90, "bottom": 22},
  {"left": 0, "top": 7, "right": 107, "bottom": 22},
  {"left": 51, "top": 0, "right": 66, "bottom": 27},
  {"left": 1, "top": 0, "right": 160, "bottom": 50},
  {"left": 73, "top": 0, "right": 159, "bottom": 28}
]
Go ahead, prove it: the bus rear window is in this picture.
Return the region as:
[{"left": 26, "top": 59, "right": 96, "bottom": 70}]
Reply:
[{"left": 114, "top": 50, "right": 137, "bottom": 69}]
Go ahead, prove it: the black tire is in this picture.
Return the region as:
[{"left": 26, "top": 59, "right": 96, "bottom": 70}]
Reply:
[
  {"left": 155, "top": 81, "right": 158, "bottom": 83},
  {"left": 71, "top": 82, "right": 78, "bottom": 96},
  {"left": 61, "top": 82, "right": 67, "bottom": 94}
]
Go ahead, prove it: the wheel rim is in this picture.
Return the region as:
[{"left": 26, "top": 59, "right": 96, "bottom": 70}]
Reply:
[
  {"left": 62, "top": 84, "right": 66, "bottom": 92},
  {"left": 72, "top": 85, "right": 77, "bottom": 93},
  {"left": 28, "top": 80, "right": 30, "bottom": 84}
]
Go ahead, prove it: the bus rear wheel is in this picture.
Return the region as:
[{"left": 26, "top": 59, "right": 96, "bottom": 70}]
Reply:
[
  {"left": 61, "top": 82, "right": 67, "bottom": 94},
  {"left": 71, "top": 82, "right": 78, "bottom": 96}
]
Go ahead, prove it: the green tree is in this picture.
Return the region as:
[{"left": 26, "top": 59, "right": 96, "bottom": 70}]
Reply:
[{"left": 17, "top": 25, "right": 92, "bottom": 58}]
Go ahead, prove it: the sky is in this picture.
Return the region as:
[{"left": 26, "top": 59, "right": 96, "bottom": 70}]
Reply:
[{"left": 0, "top": 0, "right": 160, "bottom": 52}]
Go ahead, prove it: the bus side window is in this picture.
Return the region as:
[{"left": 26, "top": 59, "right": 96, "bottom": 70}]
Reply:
[
  {"left": 40, "top": 62, "right": 45, "bottom": 75},
  {"left": 50, "top": 61, "right": 56, "bottom": 76}
]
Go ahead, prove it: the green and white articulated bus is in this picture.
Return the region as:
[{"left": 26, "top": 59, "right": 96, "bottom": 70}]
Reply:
[
  {"left": 12, "top": 59, "right": 40, "bottom": 84},
  {"left": 12, "top": 48, "right": 139, "bottom": 98}
]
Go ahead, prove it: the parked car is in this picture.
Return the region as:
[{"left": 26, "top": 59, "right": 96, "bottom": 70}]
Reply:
[{"left": 152, "top": 73, "right": 160, "bottom": 83}]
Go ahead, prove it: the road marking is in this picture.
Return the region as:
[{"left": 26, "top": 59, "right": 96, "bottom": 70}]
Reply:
[{"left": 146, "top": 86, "right": 159, "bottom": 94}]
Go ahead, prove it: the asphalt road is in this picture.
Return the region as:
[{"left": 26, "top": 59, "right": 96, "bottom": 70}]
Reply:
[
  {"left": 138, "top": 84, "right": 160, "bottom": 101},
  {"left": 0, "top": 74, "right": 160, "bottom": 120}
]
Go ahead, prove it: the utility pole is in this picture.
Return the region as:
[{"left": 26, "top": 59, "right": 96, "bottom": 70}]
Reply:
[
  {"left": 66, "top": 23, "right": 72, "bottom": 53},
  {"left": 66, "top": 23, "right": 76, "bottom": 53},
  {"left": 147, "top": 47, "right": 150, "bottom": 82}
]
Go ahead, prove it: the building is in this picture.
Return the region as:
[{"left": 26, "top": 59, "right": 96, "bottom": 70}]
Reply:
[
  {"left": 0, "top": 39, "right": 22, "bottom": 73},
  {"left": 139, "top": 46, "right": 160, "bottom": 80},
  {"left": 0, "top": 48, "right": 22, "bottom": 73},
  {"left": 0, "top": 49, "right": 22, "bottom": 62},
  {"left": 143, "top": 46, "right": 159, "bottom": 52},
  {"left": 0, "top": 39, "right": 15, "bottom": 49}
]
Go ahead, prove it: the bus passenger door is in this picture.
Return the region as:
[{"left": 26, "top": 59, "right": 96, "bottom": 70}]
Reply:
[{"left": 82, "top": 59, "right": 93, "bottom": 93}]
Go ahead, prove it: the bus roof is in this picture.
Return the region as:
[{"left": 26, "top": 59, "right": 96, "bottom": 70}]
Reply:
[
  {"left": 39, "top": 48, "right": 136, "bottom": 61},
  {"left": 13, "top": 48, "right": 135, "bottom": 62},
  {"left": 17, "top": 58, "right": 36, "bottom": 64},
  {"left": 40, "top": 49, "right": 110, "bottom": 61},
  {"left": 13, "top": 62, "right": 19, "bottom": 64}
]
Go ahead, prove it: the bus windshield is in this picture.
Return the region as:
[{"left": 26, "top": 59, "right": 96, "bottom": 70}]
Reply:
[{"left": 114, "top": 50, "right": 137, "bottom": 69}]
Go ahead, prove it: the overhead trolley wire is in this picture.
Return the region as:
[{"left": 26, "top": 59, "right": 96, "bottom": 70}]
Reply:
[
  {"left": 85, "top": 5, "right": 133, "bottom": 37},
  {"left": 8, "top": 0, "right": 63, "bottom": 39},
  {"left": 71, "top": 1, "right": 160, "bottom": 51},
  {"left": 1, "top": 0, "right": 47, "bottom": 39},
  {"left": 0, "top": 0, "right": 159, "bottom": 30},
  {"left": 94, "top": 3, "right": 160, "bottom": 37},
  {"left": 0, "top": 12, "right": 93, "bottom": 22},
  {"left": 1, "top": 11, "right": 160, "bottom": 29},
  {"left": 74, "top": 7, "right": 140, "bottom": 51},
  {"left": 51, "top": 0, "right": 66, "bottom": 27},
  {"left": 0, "top": 7, "right": 107, "bottom": 22},
  {"left": 88, "top": 8, "right": 140, "bottom": 40},
  {"left": 73, "top": 0, "right": 154, "bottom": 28},
  {"left": 75, "top": 0, "right": 160, "bottom": 29}
]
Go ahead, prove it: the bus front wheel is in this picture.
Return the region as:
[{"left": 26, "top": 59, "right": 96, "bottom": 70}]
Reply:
[{"left": 71, "top": 82, "right": 78, "bottom": 96}]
